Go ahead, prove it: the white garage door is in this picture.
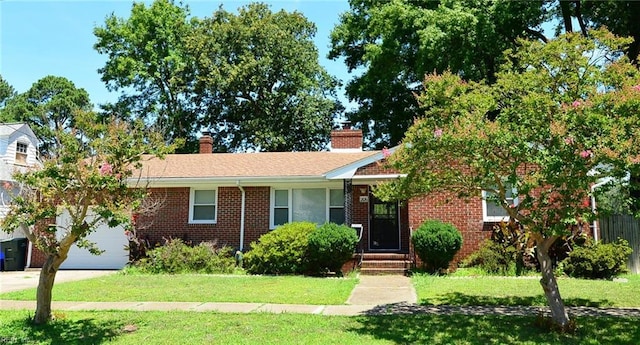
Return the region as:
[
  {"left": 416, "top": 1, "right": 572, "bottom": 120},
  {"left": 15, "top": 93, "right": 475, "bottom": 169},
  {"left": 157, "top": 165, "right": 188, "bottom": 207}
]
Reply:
[{"left": 57, "top": 210, "right": 129, "bottom": 270}]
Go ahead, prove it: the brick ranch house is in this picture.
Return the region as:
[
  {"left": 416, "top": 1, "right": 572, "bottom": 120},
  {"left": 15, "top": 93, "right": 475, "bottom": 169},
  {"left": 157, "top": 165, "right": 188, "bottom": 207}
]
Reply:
[{"left": 29, "top": 127, "right": 514, "bottom": 270}]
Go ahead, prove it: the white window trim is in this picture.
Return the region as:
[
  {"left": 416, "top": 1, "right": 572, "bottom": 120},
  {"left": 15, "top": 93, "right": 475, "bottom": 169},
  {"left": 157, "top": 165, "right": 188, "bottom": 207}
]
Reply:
[
  {"left": 189, "top": 187, "right": 218, "bottom": 224},
  {"left": 270, "top": 189, "right": 292, "bottom": 229},
  {"left": 270, "top": 187, "right": 344, "bottom": 229},
  {"left": 482, "top": 187, "right": 519, "bottom": 222}
]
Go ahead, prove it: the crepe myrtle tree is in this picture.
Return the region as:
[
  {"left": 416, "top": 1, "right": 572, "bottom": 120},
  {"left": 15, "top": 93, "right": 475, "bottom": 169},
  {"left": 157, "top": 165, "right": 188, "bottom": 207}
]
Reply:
[
  {"left": 1, "top": 110, "right": 176, "bottom": 325},
  {"left": 376, "top": 29, "right": 640, "bottom": 329}
]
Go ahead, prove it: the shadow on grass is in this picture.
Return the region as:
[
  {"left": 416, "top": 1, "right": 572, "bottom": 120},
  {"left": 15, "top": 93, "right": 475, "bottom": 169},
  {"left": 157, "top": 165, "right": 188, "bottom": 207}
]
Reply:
[
  {"left": 2, "top": 315, "right": 124, "bottom": 345},
  {"left": 420, "top": 292, "right": 614, "bottom": 307},
  {"left": 350, "top": 314, "right": 640, "bottom": 345}
]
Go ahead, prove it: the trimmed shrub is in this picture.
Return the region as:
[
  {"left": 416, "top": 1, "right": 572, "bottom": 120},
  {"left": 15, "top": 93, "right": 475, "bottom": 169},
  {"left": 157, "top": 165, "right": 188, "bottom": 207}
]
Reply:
[
  {"left": 135, "top": 239, "right": 235, "bottom": 274},
  {"left": 412, "top": 220, "right": 463, "bottom": 272},
  {"left": 244, "top": 222, "right": 316, "bottom": 275},
  {"left": 562, "top": 238, "right": 632, "bottom": 279},
  {"left": 460, "top": 239, "right": 516, "bottom": 275},
  {"left": 307, "top": 222, "right": 359, "bottom": 275}
]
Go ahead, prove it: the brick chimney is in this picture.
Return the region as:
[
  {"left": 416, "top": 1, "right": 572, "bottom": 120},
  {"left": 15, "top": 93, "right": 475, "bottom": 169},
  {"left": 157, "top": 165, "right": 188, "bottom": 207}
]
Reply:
[
  {"left": 199, "top": 131, "right": 213, "bottom": 154},
  {"left": 331, "top": 122, "right": 363, "bottom": 152}
]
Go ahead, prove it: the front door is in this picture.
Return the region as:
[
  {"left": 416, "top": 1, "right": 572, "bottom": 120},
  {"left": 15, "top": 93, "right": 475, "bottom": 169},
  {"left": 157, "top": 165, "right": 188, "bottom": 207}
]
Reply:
[{"left": 369, "top": 195, "right": 400, "bottom": 250}]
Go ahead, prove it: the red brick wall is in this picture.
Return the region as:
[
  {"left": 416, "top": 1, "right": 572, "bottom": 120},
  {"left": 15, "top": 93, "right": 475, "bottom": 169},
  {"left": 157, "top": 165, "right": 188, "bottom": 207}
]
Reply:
[
  {"left": 355, "top": 161, "right": 395, "bottom": 175},
  {"left": 136, "top": 187, "right": 270, "bottom": 250},
  {"left": 352, "top": 184, "right": 370, "bottom": 251},
  {"left": 30, "top": 247, "right": 46, "bottom": 268}
]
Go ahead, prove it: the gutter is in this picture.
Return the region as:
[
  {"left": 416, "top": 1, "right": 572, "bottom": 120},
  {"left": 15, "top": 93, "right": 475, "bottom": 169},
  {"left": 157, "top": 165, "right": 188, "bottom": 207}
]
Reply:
[{"left": 237, "top": 182, "right": 246, "bottom": 251}]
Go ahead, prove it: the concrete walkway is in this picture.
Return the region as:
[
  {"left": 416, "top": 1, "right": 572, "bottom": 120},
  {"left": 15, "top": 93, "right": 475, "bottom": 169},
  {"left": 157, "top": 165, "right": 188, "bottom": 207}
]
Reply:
[
  {"left": 1, "top": 272, "right": 640, "bottom": 317},
  {"left": 0, "top": 270, "right": 117, "bottom": 293}
]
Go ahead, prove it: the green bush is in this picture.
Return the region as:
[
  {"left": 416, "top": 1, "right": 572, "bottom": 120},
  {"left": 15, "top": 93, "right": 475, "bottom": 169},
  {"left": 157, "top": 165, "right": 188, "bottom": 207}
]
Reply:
[
  {"left": 460, "top": 239, "right": 516, "bottom": 275},
  {"left": 562, "top": 238, "right": 632, "bottom": 279},
  {"left": 307, "top": 222, "right": 358, "bottom": 275},
  {"left": 244, "top": 222, "right": 316, "bottom": 275},
  {"left": 412, "top": 220, "right": 463, "bottom": 272},
  {"left": 135, "top": 239, "right": 235, "bottom": 274}
]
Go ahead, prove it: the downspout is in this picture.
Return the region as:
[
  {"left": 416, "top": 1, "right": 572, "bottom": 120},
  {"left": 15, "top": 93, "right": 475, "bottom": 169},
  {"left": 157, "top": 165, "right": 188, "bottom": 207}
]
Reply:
[
  {"left": 25, "top": 240, "right": 32, "bottom": 269},
  {"left": 590, "top": 177, "right": 613, "bottom": 242},
  {"left": 237, "top": 182, "right": 246, "bottom": 251}
]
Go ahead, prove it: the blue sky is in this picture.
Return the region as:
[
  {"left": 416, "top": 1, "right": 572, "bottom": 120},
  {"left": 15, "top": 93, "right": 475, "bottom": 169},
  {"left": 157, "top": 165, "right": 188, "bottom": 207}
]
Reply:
[{"left": 0, "top": 0, "right": 353, "bottom": 107}]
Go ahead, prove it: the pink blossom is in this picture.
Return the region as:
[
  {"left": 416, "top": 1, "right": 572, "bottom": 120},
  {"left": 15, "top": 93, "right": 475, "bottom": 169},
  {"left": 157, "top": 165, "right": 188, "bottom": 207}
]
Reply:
[
  {"left": 581, "top": 198, "right": 590, "bottom": 208},
  {"left": 633, "top": 85, "right": 640, "bottom": 91},
  {"left": 572, "top": 100, "right": 582, "bottom": 108},
  {"left": 579, "top": 150, "right": 593, "bottom": 159},
  {"left": 563, "top": 137, "right": 574, "bottom": 145},
  {"left": 99, "top": 162, "right": 113, "bottom": 175},
  {"left": 382, "top": 147, "right": 391, "bottom": 158},
  {"left": 433, "top": 128, "right": 443, "bottom": 138}
]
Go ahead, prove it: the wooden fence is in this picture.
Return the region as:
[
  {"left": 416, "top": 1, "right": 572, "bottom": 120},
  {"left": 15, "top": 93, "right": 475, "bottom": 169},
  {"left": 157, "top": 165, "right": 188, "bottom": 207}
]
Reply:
[{"left": 599, "top": 214, "right": 640, "bottom": 274}]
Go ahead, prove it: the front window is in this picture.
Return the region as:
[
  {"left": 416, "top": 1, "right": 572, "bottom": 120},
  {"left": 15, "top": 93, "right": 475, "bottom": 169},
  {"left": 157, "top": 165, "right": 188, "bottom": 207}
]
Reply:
[
  {"left": 271, "top": 188, "right": 344, "bottom": 228},
  {"left": 482, "top": 185, "right": 518, "bottom": 222},
  {"left": 15, "top": 142, "right": 28, "bottom": 164},
  {"left": 189, "top": 188, "right": 217, "bottom": 223}
]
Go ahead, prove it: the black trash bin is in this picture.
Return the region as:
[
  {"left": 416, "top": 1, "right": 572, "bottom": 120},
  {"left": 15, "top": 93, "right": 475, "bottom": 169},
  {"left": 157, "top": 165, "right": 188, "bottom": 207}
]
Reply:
[{"left": 0, "top": 238, "right": 28, "bottom": 271}]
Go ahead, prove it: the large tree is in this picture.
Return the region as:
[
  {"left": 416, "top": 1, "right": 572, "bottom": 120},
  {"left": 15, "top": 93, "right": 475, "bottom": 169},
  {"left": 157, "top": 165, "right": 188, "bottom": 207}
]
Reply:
[
  {"left": 95, "top": 0, "right": 339, "bottom": 152},
  {"left": 329, "top": 0, "right": 547, "bottom": 148},
  {"left": 94, "top": 0, "right": 198, "bottom": 152},
  {"left": 1, "top": 111, "right": 175, "bottom": 324},
  {"left": 0, "top": 76, "right": 91, "bottom": 157},
  {"left": 188, "top": 3, "right": 340, "bottom": 152},
  {"left": 330, "top": 0, "right": 640, "bottom": 149},
  {"left": 377, "top": 29, "right": 640, "bottom": 329}
]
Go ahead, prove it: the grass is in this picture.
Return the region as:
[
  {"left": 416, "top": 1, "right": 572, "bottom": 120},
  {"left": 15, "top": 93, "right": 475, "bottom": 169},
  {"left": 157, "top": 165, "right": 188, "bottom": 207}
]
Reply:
[
  {"left": 413, "top": 272, "right": 640, "bottom": 307},
  {"left": 0, "top": 310, "right": 638, "bottom": 344},
  {"left": 0, "top": 274, "right": 357, "bottom": 305}
]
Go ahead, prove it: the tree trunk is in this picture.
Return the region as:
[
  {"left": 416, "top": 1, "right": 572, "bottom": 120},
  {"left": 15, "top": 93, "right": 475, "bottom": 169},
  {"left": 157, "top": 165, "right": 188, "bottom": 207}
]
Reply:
[
  {"left": 33, "top": 244, "right": 72, "bottom": 324},
  {"left": 535, "top": 235, "right": 570, "bottom": 329}
]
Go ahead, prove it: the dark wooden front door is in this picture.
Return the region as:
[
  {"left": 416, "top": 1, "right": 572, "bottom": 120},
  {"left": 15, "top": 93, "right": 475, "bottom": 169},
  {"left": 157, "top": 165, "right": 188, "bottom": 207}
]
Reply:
[{"left": 369, "top": 195, "right": 400, "bottom": 250}]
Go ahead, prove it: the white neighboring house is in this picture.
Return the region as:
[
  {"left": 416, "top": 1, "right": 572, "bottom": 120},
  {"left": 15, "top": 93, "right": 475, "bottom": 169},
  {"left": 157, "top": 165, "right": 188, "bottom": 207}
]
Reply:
[{"left": 0, "top": 123, "right": 40, "bottom": 240}]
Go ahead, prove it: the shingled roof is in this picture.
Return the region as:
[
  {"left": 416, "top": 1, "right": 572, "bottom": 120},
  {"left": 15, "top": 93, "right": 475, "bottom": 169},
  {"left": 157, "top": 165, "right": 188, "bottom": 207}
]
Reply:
[{"left": 137, "top": 151, "right": 380, "bottom": 182}]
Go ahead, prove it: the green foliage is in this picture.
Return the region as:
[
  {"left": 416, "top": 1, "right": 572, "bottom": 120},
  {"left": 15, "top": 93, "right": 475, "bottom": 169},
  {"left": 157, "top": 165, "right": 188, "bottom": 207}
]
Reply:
[
  {"left": 0, "top": 74, "right": 15, "bottom": 108},
  {"left": 244, "top": 222, "right": 316, "bottom": 275},
  {"left": 94, "top": 0, "right": 198, "bottom": 152},
  {"left": 188, "top": 3, "right": 339, "bottom": 152},
  {"left": 307, "top": 223, "right": 358, "bottom": 275},
  {"left": 562, "top": 239, "right": 633, "bottom": 279},
  {"left": 411, "top": 220, "right": 463, "bottom": 272},
  {"left": 460, "top": 240, "right": 516, "bottom": 275},
  {"left": 329, "top": 0, "right": 547, "bottom": 148},
  {"left": 0, "top": 75, "right": 91, "bottom": 157},
  {"left": 95, "top": 1, "right": 339, "bottom": 153},
  {"left": 135, "top": 239, "right": 235, "bottom": 274}
]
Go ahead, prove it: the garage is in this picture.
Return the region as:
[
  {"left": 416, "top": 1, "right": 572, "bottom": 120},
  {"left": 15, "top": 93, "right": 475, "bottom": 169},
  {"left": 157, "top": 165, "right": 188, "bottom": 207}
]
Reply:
[{"left": 57, "top": 210, "right": 129, "bottom": 270}]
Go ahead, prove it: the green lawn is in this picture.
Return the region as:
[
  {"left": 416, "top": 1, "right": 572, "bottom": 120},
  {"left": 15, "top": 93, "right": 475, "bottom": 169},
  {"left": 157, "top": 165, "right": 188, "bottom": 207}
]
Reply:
[
  {"left": 413, "top": 273, "right": 640, "bottom": 307},
  {"left": 0, "top": 310, "right": 638, "bottom": 345},
  {"left": 0, "top": 274, "right": 357, "bottom": 305}
]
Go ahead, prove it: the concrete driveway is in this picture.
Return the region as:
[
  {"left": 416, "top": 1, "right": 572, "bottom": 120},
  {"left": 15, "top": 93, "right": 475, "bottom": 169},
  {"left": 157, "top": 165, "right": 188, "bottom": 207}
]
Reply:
[{"left": 0, "top": 270, "right": 118, "bottom": 293}]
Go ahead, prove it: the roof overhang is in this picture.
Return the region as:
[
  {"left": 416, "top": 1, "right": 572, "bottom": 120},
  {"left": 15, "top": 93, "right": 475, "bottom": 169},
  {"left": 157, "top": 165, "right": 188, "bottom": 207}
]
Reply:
[{"left": 324, "top": 146, "right": 399, "bottom": 180}]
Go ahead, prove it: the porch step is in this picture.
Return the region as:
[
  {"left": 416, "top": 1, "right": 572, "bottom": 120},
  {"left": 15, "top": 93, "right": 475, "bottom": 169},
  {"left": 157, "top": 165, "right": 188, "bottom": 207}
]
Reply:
[
  {"left": 360, "top": 260, "right": 412, "bottom": 269},
  {"left": 360, "top": 267, "right": 409, "bottom": 275},
  {"left": 359, "top": 253, "right": 412, "bottom": 275}
]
